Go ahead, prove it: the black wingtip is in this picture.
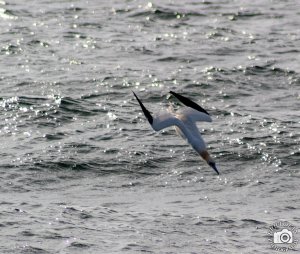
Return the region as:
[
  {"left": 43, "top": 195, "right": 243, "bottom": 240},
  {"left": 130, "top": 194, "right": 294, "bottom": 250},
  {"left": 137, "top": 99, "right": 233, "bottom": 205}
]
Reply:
[
  {"left": 132, "top": 91, "right": 153, "bottom": 125},
  {"left": 169, "top": 91, "right": 210, "bottom": 116}
]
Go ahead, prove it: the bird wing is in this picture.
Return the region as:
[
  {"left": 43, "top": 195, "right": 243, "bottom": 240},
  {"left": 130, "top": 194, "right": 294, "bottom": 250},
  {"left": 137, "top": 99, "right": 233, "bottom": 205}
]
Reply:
[
  {"left": 152, "top": 112, "right": 181, "bottom": 131},
  {"left": 170, "top": 91, "right": 210, "bottom": 115},
  {"left": 176, "top": 107, "right": 212, "bottom": 123},
  {"left": 133, "top": 91, "right": 153, "bottom": 124},
  {"left": 133, "top": 91, "right": 182, "bottom": 132}
]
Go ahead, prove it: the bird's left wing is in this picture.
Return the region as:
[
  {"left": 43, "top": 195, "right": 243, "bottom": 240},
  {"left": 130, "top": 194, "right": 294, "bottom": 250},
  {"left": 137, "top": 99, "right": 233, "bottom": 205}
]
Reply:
[
  {"left": 133, "top": 91, "right": 153, "bottom": 124},
  {"left": 133, "top": 91, "right": 180, "bottom": 131},
  {"left": 170, "top": 91, "right": 210, "bottom": 115},
  {"left": 152, "top": 112, "right": 180, "bottom": 131}
]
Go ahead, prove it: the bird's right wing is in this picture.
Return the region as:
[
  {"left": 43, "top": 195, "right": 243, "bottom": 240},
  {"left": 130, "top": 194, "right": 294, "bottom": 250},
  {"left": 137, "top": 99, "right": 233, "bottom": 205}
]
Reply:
[{"left": 177, "top": 107, "right": 212, "bottom": 123}]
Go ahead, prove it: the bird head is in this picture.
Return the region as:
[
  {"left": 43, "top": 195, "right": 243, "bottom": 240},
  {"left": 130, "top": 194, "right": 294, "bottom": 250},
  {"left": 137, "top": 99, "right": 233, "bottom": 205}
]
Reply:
[
  {"left": 199, "top": 151, "right": 219, "bottom": 175},
  {"left": 208, "top": 161, "right": 219, "bottom": 175}
]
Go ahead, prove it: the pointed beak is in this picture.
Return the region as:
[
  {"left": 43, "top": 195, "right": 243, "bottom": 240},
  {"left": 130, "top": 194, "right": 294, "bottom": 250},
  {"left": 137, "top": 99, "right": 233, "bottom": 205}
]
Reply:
[{"left": 208, "top": 162, "right": 219, "bottom": 175}]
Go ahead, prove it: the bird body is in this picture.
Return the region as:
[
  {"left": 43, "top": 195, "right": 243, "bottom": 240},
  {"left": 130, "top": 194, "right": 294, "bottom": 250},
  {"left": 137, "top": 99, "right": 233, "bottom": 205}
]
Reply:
[
  {"left": 133, "top": 91, "right": 219, "bottom": 175},
  {"left": 175, "top": 107, "right": 211, "bottom": 152}
]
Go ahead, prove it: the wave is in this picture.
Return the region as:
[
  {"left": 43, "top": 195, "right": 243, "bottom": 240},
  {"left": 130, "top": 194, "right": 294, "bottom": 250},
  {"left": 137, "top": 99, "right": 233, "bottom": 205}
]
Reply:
[{"left": 129, "top": 6, "right": 205, "bottom": 20}]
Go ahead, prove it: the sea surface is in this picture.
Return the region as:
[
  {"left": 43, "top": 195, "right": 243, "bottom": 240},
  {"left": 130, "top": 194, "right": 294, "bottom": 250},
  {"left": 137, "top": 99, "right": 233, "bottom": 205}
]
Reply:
[{"left": 0, "top": 0, "right": 299, "bottom": 253}]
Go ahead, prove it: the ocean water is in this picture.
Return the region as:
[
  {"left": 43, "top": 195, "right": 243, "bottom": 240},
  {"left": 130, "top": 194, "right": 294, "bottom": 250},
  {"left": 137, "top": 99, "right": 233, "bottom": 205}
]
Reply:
[{"left": 0, "top": 0, "right": 299, "bottom": 253}]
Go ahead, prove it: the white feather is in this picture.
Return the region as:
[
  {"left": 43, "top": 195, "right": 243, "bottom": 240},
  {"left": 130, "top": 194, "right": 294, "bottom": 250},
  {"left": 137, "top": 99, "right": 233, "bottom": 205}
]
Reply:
[
  {"left": 149, "top": 109, "right": 209, "bottom": 153},
  {"left": 176, "top": 107, "right": 212, "bottom": 123}
]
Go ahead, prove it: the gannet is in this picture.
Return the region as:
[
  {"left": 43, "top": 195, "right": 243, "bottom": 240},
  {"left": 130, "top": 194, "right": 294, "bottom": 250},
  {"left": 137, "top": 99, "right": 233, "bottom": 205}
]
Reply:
[{"left": 133, "top": 91, "right": 219, "bottom": 175}]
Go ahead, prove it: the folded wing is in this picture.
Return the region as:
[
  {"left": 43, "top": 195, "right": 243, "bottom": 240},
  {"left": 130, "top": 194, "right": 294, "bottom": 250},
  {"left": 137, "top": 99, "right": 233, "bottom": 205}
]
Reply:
[
  {"left": 177, "top": 108, "right": 212, "bottom": 123},
  {"left": 170, "top": 91, "right": 210, "bottom": 116}
]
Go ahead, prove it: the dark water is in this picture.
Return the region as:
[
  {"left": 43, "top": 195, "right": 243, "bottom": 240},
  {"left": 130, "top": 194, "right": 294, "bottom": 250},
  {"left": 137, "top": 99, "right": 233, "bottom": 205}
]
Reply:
[{"left": 1, "top": 0, "right": 299, "bottom": 253}]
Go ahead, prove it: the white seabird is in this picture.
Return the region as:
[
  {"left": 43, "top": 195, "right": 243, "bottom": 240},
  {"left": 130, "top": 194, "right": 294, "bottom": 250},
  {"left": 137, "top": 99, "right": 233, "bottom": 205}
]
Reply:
[{"left": 133, "top": 91, "right": 219, "bottom": 175}]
